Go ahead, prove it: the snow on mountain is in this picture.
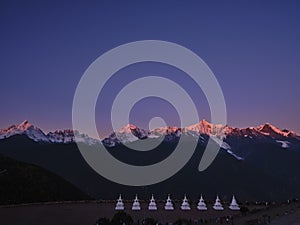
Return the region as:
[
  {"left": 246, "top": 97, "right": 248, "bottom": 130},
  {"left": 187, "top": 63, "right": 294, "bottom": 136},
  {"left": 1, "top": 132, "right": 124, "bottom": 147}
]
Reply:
[
  {"left": 257, "top": 123, "right": 276, "bottom": 136},
  {"left": 47, "top": 130, "right": 75, "bottom": 143},
  {"left": 46, "top": 129, "right": 100, "bottom": 145},
  {"left": 184, "top": 119, "right": 213, "bottom": 134},
  {"left": 0, "top": 120, "right": 298, "bottom": 163},
  {"left": 0, "top": 120, "right": 299, "bottom": 152},
  {"left": 151, "top": 126, "right": 181, "bottom": 137},
  {"left": 0, "top": 120, "right": 49, "bottom": 142},
  {"left": 101, "top": 133, "right": 119, "bottom": 147},
  {"left": 119, "top": 124, "right": 149, "bottom": 140},
  {"left": 183, "top": 119, "right": 228, "bottom": 139},
  {"left": 276, "top": 140, "right": 290, "bottom": 148},
  {"left": 101, "top": 121, "right": 300, "bottom": 161},
  {"left": 208, "top": 136, "right": 244, "bottom": 160},
  {"left": 226, "top": 149, "right": 244, "bottom": 160},
  {"left": 72, "top": 131, "right": 101, "bottom": 145},
  {"left": 102, "top": 125, "right": 183, "bottom": 147},
  {"left": 236, "top": 127, "right": 262, "bottom": 138},
  {"left": 220, "top": 141, "right": 231, "bottom": 150},
  {"left": 0, "top": 120, "right": 99, "bottom": 145},
  {"left": 102, "top": 124, "right": 149, "bottom": 147},
  {"left": 257, "top": 123, "right": 295, "bottom": 137}
]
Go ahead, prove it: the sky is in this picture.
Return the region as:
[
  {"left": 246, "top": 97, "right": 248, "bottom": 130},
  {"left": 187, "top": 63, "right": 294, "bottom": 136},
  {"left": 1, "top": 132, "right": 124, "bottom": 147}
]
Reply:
[{"left": 0, "top": 0, "right": 300, "bottom": 136}]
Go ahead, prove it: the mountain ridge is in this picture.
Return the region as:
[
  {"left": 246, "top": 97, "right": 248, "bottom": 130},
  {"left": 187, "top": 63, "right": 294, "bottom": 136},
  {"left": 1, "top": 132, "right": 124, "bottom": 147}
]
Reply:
[
  {"left": 2, "top": 119, "right": 300, "bottom": 162},
  {"left": 0, "top": 121, "right": 299, "bottom": 200},
  {"left": 0, "top": 120, "right": 299, "bottom": 150}
]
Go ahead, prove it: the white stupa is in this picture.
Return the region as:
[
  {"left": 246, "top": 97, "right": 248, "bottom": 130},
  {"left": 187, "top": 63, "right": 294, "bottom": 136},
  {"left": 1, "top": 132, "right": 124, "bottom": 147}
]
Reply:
[
  {"left": 115, "top": 194, "right": 125, "bottom": 210},
  {"left": 181, "top": 194, "right": 191, "bottom": 210},
  {"left": 132, "top": 194, "right": 141, "bottom": 211},
  {"left": 229, "top": 195, "right": 240, "bottom": 210},
  {"left": 164, "top": 194, "right": 174, "bottom": 210},
  {"left": 213, "top": 195, "right": 224, "bottom": 211},
  {"left": 148, "top": 194, "right": 157, "bottom": 210},
  {"left": 197, "top": 195, "right": 207, "bottom": 210}
]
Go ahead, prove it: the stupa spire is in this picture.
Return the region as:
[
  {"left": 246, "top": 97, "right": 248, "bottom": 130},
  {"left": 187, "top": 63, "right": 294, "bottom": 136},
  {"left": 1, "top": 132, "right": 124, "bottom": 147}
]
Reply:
[
  {"left": 148, "top": 194, "right": 157, "bottom": 210},
  {"left": 213, "top": 195, "right": 224, "bottom": 210},
  {"left": 115, "top": 194, "right": 125, "bottom": 210},
  {"left": 197, "top": 194, "right": 207, "bottom": 210},
  {"left": 164, "top": 194, "right": 174, "bottom": 210},
  {"left": 180, "top": 194, "right": 191, "bottom": 210},
  {"left": 132, "top": 194, "right": 141, "bottom": 210},
  {"left": 229, "top": 195, "right": 240, "bottom": 210}
]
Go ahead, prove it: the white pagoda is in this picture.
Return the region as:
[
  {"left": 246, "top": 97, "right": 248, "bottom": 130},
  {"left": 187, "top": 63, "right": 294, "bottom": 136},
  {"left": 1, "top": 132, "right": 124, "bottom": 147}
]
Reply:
[
  {"left": 132, "top": 194, "right": 141, "bottom": 211},
  {"left": 213, "top": 195, "right": 224, "bottom": 211},
  {"left": 165, "top": 194, "right": 174, "bottom": 210},
  {"left": 148, "top": 194, "right": 157, "bottom": 210},
  {"left": 229, "top": 195, "right": 240, "bottom": 210},
  {"left": 181, "top": 194, "right": 191, "bottom": 210},
  {"left": 115, "top": 194, "right": 125, "bottom": 210},
  {"left": 197, "top": 195, "right": 207, "bottom": 210}
]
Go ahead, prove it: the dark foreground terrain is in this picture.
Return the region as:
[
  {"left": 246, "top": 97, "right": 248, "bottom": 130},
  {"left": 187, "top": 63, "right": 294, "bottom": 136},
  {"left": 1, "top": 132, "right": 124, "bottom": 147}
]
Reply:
[
  {"left": 0, "top": 135, "right": 299, "bottom": 201},
  {"left": 0, "top": 154, "right": 90, "bottom": 204},
  {"left": 0, "top": 200, "right": 299, "bottom": 225}
]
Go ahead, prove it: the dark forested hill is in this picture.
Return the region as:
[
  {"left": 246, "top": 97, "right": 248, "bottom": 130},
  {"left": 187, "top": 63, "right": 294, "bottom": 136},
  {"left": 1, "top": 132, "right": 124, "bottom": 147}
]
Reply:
[{"left": 0, "top": 153, "right": 91, "bottom": 205}]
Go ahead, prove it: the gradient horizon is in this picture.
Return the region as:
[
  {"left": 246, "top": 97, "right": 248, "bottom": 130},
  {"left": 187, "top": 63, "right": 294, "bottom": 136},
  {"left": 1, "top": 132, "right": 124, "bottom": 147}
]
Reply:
[{"left": 1, "top": 1, "right": 300, "bottom": 136}]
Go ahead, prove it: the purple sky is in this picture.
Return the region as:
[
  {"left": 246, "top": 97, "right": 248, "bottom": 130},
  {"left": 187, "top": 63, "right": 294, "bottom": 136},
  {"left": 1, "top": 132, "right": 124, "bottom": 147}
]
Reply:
[{"left": 1, "top": 1, "right": 300, "bottom": 136}]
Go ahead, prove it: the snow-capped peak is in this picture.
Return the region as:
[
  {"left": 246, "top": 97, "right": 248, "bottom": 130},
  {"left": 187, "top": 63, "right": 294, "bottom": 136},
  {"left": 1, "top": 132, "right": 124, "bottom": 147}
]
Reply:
[
  {"left": 17, "top": 120, "right": 33, "bottom": 130},
  {"left": 1, "top": 120, "right": 299, "bottom": 149},
  {"left": 184, "top": 119, "right": 213, "bottom": 134},
  {"left": 152, "top": 126, "right": 180, "bottom": 134},
  {"left": 257, "top": 123, "right": 292, "bottom": 137},
  {"left": 183, "top": 119, "right": 227, "bottom": 138},
  {"left": 0, "top": 120, "right": 48, "bottom": 142},
  {"left": 0, "top": 120, "right": 100, "bottom": 145},
  {"left": 47, "top": 129, "right": 75, "bottom": 143},
  {"left": 117, "top": 123, "right": 148, "bottom": 140},
  {"left": 117, "top": 124, "right": 138, "bottom": 133},
  {"left": 101, "top": 124, "right": 149, "bottom": 147}
]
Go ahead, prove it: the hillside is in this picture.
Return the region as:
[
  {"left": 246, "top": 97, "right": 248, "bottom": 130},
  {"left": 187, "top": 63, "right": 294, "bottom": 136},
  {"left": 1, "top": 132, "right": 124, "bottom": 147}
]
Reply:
[
  {"left": 0, "top": 153, "right": 91, "bottom": 205},
  {"left": 0, "top": 134, "right": 299, "bottom": 201}
]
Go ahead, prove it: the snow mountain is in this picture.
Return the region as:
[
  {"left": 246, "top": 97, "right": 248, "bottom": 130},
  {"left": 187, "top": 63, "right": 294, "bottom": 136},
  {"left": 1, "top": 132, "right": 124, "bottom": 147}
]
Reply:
[
  {"left": 0, "top": 120, "right": 299, "bottom": 159},
  {"left": 0, "top": 120, "right": 99, "bottom": 145},
  {"left": 101, "top": 120, "right": 300, "bottom": 161},
  {"left": 0, "top": 120, "right": 49, "bottom": 142},
  {"left": 0, "top": 120, "right": 300, "bottom": 200},
  {"left": 103, "top": 120, "right": 299, "bottom": 146}
]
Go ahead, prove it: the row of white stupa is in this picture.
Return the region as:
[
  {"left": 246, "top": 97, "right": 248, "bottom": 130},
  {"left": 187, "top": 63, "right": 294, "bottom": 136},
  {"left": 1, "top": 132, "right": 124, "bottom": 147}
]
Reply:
[{"left": 115, "top": 194, "right": 240, "bottom": 211}]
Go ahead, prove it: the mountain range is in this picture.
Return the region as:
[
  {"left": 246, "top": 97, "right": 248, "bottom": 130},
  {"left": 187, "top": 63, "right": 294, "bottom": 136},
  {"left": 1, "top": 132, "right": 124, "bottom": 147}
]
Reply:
[
  {"left": 0, "top": 120, "right": 99, "bottom": 145},
  {"left": 0, "top": 120, "right": 299, "bottom": 201},
  {"left": 1, "top": 120, "right": 299, "bottom": 161}
]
